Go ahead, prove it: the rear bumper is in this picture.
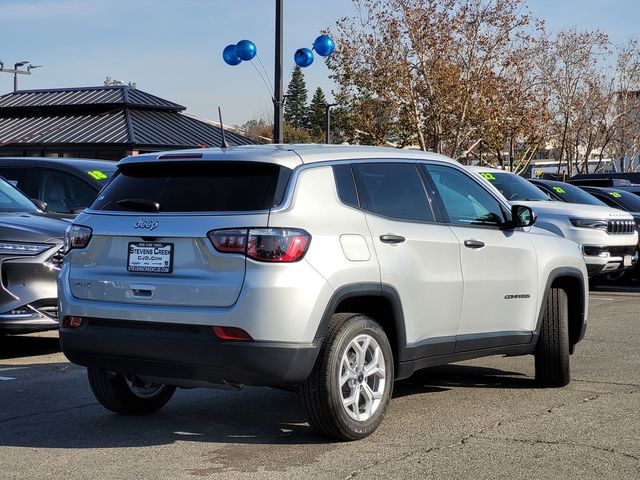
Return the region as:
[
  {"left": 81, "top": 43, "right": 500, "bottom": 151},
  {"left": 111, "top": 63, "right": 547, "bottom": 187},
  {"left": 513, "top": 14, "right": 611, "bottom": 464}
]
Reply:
[{"left": 60, "top": 319, "right": 321, "bottom": 386}]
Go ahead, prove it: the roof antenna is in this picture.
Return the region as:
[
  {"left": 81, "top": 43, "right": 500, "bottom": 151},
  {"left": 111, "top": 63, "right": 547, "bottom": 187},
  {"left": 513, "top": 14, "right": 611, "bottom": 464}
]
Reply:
[{"left": 218, "top": 106, "right": 229, "bottom": 149}]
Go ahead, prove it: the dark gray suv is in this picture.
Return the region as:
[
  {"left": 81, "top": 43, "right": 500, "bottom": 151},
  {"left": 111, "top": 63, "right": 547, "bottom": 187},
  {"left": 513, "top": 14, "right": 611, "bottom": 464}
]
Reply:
[{"left": 0, "top": 177, "right": 67, "bottom": 334}]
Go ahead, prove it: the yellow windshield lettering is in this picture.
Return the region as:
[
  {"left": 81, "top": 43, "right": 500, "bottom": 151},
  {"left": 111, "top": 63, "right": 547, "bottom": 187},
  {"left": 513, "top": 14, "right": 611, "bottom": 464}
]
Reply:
[
  {"left": 480, "top": 172, "right": 496, "bottom": 181},
  {"left": 87, "top": 170, "right": 108, "bottom": 180}
]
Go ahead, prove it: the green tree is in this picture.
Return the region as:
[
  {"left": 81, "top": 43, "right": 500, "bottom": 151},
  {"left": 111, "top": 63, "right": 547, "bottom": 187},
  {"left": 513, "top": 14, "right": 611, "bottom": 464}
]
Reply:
[
  {"left": 284, "top": 65, "right": 308, "bottom": 129},
  {"left": 307, "top": 87, "right": 327, "bottom": 139}
]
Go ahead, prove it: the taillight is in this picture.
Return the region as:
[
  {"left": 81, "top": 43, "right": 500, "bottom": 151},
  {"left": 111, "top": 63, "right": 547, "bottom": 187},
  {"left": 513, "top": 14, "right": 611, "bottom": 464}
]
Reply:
[
  {"left": 64, "top": 225, "right": 93, "bottom": 252},
  {"left": 207, "top": 229, "right": 248, "bottom": 253},
  {"left": 247, "top": 229, "right": 310, "bottom": 262},
  {"left": 207, "top": 228, "right": 311, "bottom": 262}
]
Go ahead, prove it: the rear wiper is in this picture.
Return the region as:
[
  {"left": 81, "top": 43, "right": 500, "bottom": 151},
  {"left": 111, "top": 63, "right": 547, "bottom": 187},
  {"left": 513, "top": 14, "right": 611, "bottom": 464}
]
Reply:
[{"left": 115, "top": 198, "right": 160, "bottom": 212}]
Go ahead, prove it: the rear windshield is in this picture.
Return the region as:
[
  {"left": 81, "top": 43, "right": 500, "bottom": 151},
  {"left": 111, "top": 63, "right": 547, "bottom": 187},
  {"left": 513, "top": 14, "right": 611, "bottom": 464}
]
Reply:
[{"left": 91, "top": 162, "right": 291, "bottom": 212}]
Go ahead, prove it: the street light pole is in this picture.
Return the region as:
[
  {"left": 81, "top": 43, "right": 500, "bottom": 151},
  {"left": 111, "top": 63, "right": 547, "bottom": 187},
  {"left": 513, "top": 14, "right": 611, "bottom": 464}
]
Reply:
[
  {"left": 0, "top": 61, "right": 39, "bottom": 92},
  {"left": 325, "top": 103, "right": 337, "bottom": 144},
  {"left": 273, "top": 0, "right": 284, "bottom": 144}
]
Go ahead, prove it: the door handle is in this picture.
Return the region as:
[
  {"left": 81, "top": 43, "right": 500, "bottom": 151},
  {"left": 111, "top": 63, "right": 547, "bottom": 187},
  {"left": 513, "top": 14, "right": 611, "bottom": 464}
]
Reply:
[
  {"left": 464, "top": 239, "right": 485, "bottom": 249},
  {"left": 380, "top": 234, "right": 406, "bottom": 244}
]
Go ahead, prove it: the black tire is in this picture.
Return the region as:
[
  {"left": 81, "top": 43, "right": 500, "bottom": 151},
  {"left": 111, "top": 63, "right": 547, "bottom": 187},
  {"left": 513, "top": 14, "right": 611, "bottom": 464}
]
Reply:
[
  {"left": 87, "top": 368, "right": 176, "bottom": 414},
  {"left": 535, "top": 287, "right": 570, "bottom": 387},
  {"left": 300, "top": 313, "right": 394, "bottom": 441}
]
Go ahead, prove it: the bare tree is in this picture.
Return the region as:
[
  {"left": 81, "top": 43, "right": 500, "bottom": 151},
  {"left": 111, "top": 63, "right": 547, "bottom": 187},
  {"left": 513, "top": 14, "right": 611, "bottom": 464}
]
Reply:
[{"left": 327, "top": 0, "right": 544, "bottom": 159}]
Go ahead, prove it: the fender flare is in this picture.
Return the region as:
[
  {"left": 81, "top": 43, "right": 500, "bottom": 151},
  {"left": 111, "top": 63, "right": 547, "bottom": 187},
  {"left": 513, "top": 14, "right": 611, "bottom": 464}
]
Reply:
[
  {"left": 313, "top": 282, "right": 407, "bottom": 357},
  {"left": 533, "top": 266, "right": 587, "bottom": 351}
]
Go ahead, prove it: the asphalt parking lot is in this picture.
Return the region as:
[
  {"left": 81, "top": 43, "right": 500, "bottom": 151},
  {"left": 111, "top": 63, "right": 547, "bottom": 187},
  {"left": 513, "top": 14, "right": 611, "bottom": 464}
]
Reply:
[{"left": 1, "top": 287, "right": 639, "bottom": 480}]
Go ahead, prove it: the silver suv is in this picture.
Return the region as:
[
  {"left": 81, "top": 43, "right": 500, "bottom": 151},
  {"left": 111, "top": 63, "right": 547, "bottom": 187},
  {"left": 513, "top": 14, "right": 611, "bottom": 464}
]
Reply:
[{"left": 59, "top": 145, "right": 588, "bottom": 440}]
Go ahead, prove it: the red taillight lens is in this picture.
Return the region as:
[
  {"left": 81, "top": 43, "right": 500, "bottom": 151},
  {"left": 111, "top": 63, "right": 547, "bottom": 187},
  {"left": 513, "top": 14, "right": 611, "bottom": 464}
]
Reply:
[
  {"left": 207, "top": 229, "right": 248, "bottom": 253},
  {"left": 207, "top": 228, "right": 311, "bottom": 262},
  {"left": 247, "top": 229, "right": 310, "bottom": 262},
  {"left": 62, "top": 316, "right": 84, "bottom": 328},
  {"left": 212, "top": 326, "right": 253, "bottom": 341},
  {"left": 64, "top": 225, "right": 93, "bottom": 252}
]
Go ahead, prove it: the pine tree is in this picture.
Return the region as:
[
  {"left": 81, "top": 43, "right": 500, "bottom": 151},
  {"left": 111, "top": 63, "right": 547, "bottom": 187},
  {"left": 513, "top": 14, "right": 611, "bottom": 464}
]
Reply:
[
  {"left": 284, "top": 65, "right": 308, "bottom": 129},
  {"left": 306, "top": 87, "right": 327, "bottom": 138}
]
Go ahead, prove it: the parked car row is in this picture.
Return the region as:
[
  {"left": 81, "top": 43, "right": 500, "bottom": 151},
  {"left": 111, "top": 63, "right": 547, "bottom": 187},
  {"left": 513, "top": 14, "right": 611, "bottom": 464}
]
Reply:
[
  {"left": 0, "top": 157, "right": 115, "bottom": 334},
  {"left": 470, "top": 167, "right": 638, "bottom": 277}
]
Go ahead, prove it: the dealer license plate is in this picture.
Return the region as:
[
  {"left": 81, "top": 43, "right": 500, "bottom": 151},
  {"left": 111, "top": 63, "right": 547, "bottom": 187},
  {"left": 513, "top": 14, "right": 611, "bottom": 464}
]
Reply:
[
  {"left": 623, "top": 255, "right": 633, "bottom": 267},
  {"left": 127, "top": 242, "right": 174, "bottom": 273}
]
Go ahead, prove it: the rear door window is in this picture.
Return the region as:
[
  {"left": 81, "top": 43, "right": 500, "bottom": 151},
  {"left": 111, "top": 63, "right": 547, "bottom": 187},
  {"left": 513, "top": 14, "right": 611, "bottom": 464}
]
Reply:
[
  {"left": 91, "top": 162, "right": 291, "bottom": 212},
  {"left": 352, "top": 163, "right": 435, "bottom": 222},
  {"left": 39, "top": 169, "right": 98, "bottom": 214}
]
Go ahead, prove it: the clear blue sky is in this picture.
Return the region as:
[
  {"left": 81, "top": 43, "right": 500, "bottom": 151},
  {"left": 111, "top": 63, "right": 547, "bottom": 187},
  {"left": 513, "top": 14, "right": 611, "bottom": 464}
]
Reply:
[{"left": 1, "top": 0, "right": 638, "bottom": 126}]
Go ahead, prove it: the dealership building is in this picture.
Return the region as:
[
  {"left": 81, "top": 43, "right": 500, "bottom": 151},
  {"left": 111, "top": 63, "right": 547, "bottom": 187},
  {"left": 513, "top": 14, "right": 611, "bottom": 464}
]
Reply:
[{"left": 0, "top": 85, "right": 256, "bottom": 160}]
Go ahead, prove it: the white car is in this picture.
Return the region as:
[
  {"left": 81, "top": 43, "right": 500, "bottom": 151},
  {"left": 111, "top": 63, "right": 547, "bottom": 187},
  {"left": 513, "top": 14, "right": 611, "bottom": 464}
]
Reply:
[
  {"left": 468, "top": 166, "right": 638, "bottom": 276},
  {"left": 59, "top": 145, "right": 589, "bottom": 440}
]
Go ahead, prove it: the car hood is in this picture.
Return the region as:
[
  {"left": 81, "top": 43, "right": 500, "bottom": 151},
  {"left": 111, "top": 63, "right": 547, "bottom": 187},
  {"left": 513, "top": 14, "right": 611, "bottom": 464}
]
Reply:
[
  {"left": 512, "top": 201, "right": 634, "bottom": 220},
  {"left": 0, "top": 212, "right": 68, "bottom": 243}
]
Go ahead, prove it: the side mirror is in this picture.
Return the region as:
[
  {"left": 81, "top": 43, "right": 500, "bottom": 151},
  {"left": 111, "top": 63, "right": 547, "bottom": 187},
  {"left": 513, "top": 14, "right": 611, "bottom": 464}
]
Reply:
[
  {"left": 511, "top": 204, "right": 536, "bottom": 228},
  {"left": 31, "top": 198, "right": 48, "bottom": 212}
]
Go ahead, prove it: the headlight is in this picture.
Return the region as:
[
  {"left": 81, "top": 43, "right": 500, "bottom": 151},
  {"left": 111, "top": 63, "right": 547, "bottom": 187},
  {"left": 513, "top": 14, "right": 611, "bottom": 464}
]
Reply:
[
  {"left": 569, "top": 218, "right": 608, "bottom": 231},
  {"left": 0, "top": 241, "right": 51, "bottom": 255}
]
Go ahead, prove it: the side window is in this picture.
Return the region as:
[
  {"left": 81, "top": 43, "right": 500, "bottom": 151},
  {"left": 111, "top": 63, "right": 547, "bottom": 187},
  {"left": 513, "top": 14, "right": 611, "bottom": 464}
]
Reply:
[
  {"left": 0, "top": 167, "right": 29, "bottom": 192},
  {"left": 39, "top": 170, "right": 97, "bottom": 214},
  {"left": 424, "top": 164, "right": 506, "bottom": 226},
  {"left": 332, "top": 164, "right": 359, "bottom": 208},
  {"left": 353, "top": 163, "right": 434, "bottom": 222}
]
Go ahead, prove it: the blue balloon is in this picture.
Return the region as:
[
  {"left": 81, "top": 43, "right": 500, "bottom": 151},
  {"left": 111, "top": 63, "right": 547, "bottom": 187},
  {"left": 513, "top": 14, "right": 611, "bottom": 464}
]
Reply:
[
  {"left": 236, "top": 39, "right": 257, "bottom": 61},
  {"left": 313, "top": 35, "right": 335, "bottom": 57},
  {"left": 294, "top": 48, "right": 314, "bottom": 68},
  {"left": 223, "top": 44, "right": 241, "bottom": 66}
]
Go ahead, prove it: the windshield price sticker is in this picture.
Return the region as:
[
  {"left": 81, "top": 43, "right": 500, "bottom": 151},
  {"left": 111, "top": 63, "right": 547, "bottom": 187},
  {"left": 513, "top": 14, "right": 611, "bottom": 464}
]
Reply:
[
  {"left": 87, "top": 170, "right": 108, "bottom": 180},
  {"left": 480, "top": 172, "right": 496, "bottom": 181},
  {"left": 127, "top": 242, "right": 173, "bottom": 273},
  {"left": 609, "top": 192, "right": 622, "bottom": 198},
  {"left": 552, "top": 186, "right": 566, "bottom": 194}
]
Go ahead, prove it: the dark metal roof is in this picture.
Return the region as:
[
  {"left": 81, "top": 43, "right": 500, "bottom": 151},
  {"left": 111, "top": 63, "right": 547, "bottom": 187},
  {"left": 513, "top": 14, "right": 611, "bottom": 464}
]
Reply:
[
  {"left": 0, "top": 86, "right": 257, "bottom": 150},
  {"left": 0, "top": 112, "right": 129, "bottom": 145},
  {"left": 0, "top": 86, "right": 185, "bottom": 111},
  {"left": 129, "top": 110, "right": 255, "bottom": 147},
  {"left": 0, "top": 110, "right": 254, "bottom": 148}
]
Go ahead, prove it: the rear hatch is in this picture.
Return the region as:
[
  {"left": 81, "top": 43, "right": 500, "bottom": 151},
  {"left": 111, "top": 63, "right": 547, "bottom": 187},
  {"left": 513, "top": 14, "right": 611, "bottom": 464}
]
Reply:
[{"left": 67, "top": 160, "right": 291, "bottom": 308}]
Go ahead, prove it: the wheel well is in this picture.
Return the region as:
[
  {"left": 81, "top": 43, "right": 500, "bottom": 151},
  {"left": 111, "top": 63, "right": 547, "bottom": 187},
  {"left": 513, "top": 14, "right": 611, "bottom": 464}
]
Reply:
[
  {"left": 551, "top": 276, "right": 584, "bottom": 349},
  {"left": 334, "top": 295, "right": 400, "bottom": 364}
]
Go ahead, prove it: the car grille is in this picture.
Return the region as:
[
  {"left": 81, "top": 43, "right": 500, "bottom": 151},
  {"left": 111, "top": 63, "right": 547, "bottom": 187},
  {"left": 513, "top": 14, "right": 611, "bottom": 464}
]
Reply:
[
  {"left": 87, "top": 318, "right": 203, "bottom": 334},
  {"left": 607, "top": 220, "right": 636, "bottom": 235}
]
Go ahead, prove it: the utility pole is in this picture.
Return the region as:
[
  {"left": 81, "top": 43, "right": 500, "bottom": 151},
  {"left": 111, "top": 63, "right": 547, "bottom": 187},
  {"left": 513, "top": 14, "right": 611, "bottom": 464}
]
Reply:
[{"left": 273, "top": 0, "right": 284, "bottom": 144}]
